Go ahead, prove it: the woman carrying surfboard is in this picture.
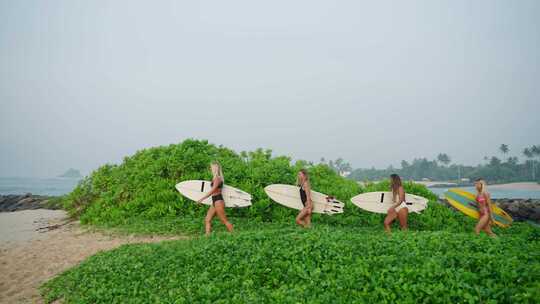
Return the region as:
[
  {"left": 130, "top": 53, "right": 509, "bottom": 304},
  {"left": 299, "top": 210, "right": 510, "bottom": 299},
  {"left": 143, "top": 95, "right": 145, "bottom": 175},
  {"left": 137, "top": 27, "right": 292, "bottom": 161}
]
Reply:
[
  {"left": 383, "top": 174, "right": 409, "bottom": 233},
  {"left": 197, "top": 162, "right": 234, "bottom": 235},
  {"left": 295, "top": 169, "right": 313, "bottom": 228},
  {"left": 473, "top": 178, "right": 496, "bottom": 237}
]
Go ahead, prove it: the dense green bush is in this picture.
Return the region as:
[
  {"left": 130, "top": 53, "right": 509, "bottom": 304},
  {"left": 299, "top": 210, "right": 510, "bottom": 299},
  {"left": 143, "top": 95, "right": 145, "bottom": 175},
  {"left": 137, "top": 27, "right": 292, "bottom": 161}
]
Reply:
[
  {"left": 64, "top": 139, "right": 360, "bottom": 225},
  {"left": 41, "top": 226, "right": 540, "bottom": 304},
  {"left": 62, "top": 139, "right": 487, "bottom": 234}
]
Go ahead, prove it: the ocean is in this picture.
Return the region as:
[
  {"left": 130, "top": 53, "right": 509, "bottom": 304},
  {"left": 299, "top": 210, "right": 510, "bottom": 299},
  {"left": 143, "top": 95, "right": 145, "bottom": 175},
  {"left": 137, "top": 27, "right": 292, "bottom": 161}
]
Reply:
[
  {"left": 1, "top": 177, "right": 539, "bottom": 199},
  {"left": 0, "top": 177, "right": 81, "bottom": 196}
]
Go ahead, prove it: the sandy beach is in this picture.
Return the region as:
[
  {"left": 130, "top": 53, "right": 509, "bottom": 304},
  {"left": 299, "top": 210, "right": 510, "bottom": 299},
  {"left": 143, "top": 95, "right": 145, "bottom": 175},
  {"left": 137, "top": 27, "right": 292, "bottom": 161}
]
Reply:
[
  {"left": 0, "top": 210, "right": 183, "bottom": 304},
  {"left": 414, "top": 181, "right": 540, "bottom": 191},
  {"left": 487, "top": 182, "right": 540, "bottom": 191}
]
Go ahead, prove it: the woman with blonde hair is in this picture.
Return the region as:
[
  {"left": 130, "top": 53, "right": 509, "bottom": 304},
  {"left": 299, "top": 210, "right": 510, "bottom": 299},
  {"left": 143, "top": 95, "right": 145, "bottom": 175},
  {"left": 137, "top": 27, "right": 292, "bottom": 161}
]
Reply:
[
  {"left": 383, "top": 174, "right": 409, "bottom": 233},
  {"left": 295, "top": 169, "right": 313, "bottom": 228},
  {"left": 197, "top": 162, "right": 233, "bottom": 235},
  {"left": 474, "top": 178, "right": 496, "bottom": 237}
]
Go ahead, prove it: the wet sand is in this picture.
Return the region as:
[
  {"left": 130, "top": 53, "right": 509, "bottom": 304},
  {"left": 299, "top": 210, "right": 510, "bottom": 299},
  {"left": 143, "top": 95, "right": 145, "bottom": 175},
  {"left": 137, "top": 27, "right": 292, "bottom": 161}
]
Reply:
[{"left": 0, "top": 210, "right": 183, "bottom": 304}]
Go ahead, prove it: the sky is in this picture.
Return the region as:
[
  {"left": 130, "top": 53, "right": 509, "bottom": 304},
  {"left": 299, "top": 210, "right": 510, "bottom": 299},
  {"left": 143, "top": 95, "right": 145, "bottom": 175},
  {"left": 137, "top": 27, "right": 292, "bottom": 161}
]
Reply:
[{"left": 1, "top": 0, "right": 539, "bottom": 177}]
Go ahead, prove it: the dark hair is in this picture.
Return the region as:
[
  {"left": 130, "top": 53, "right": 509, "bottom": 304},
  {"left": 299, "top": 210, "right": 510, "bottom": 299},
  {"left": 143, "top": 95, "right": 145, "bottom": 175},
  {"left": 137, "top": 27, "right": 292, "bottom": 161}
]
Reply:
[{"left": 390, "top": 174, "right": 402, "bottom": 197}]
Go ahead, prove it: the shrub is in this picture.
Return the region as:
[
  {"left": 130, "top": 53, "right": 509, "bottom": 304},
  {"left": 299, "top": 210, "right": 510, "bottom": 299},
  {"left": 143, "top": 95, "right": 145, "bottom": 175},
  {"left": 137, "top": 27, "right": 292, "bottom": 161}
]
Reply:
[
  {"left": 62, "top": 139, "right": 494, "bottom": 234},
  {"left": 64, "top": 139, "right": 360, "bottom": 225}
]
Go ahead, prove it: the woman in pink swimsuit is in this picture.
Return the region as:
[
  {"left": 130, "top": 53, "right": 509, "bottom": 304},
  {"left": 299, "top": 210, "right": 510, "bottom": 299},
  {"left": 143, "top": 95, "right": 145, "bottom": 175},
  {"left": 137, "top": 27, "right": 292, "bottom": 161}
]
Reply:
[{"left": 474, "top": 178, "right": 496, "bottom": 237}]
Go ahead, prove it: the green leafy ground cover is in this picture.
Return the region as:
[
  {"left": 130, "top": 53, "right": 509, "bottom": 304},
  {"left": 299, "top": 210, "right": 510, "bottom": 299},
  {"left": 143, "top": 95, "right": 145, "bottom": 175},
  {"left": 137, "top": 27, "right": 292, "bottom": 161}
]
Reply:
[
  {"left": 42, "top": 226, "right": 540, "bottom": 303},
  {"left": 42, "top": 139, "right": 540, "bottom": 303}
]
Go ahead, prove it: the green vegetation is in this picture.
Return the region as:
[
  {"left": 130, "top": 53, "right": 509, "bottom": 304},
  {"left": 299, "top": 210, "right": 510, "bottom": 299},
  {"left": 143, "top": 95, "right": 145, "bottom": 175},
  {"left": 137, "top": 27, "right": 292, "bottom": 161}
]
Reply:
[
  {"left": 42, "top": 225, "right": 540, "bottom": 304},
  {"left": 42, "top": 139, "right": 539, "bottom": 303},
  {"left": 349, "top": 144, "right": 540, "bottom": 183},
  {"left": 43, "top": 196, "right": 65, "bottom": 210},
  {"left": 62, "top": 139, "right": 359, "bottom": 227},
  {"left": 59, "top": 139, "right": 475, "bottom": 235}
]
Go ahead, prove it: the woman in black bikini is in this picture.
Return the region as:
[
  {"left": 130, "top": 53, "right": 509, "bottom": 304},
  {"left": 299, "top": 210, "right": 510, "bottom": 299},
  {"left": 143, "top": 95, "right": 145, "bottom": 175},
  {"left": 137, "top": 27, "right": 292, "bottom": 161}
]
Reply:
[
  {"left": 197, "top": 162, "right": 233, "bottom": 235},
  {"left": 295, "top": 169, "right": 313, "bottom": 228}
]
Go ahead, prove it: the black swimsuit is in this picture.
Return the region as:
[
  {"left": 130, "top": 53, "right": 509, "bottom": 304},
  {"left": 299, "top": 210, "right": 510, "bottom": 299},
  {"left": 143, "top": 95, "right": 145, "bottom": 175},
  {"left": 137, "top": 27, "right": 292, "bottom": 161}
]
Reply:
[
  {"left": 211, "top": 179, "right": 224, "bottom": 206},
  {"left": 299, "top": 184, "right": 307, "bottom": 206}
]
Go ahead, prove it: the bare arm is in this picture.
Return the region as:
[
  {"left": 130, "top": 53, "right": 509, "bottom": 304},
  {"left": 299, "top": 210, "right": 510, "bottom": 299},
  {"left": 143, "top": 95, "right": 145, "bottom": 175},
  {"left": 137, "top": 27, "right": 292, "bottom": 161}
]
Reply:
[
  {"left": 486, "top": 193, "right": 494, "bottom": 219},
  {"left": 304, "top": 182, "right": 313, "bottom": 211},
  {"left": 197, "top": 178, "right": 221, "bottom": 203}
]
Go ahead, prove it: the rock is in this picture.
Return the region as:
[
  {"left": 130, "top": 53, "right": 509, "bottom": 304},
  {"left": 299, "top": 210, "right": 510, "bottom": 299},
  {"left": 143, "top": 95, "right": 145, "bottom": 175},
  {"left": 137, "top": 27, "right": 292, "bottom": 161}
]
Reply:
[
  {"left": 493, "top": 199, "right": 540, "bottom": 223},
  {"left": 438, "top": 198, "right": 540, "bottom": 224},
  {"left": 0, "top": 194, "right": 58, "bottom": 212}
]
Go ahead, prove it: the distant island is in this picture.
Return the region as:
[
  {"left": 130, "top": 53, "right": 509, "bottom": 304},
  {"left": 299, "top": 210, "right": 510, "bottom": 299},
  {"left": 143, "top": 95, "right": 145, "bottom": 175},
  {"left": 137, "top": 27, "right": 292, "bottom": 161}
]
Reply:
[{"left": 58, "top": 168, "right": 82, "bottom": 178}]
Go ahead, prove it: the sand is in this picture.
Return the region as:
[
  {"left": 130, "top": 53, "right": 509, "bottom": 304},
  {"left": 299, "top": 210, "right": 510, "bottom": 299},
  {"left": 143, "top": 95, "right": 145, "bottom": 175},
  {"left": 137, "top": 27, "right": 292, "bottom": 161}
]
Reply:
[
  {"left": 488, "top": 182, "right": 540, "bottom": 191},
  {"left": 0, "top": 210, "right": 184, "bottom": 304},
  {"left": 0, "top": 210, "right": 67, "bottom": 247},
  {"left": 413, "top": 181, "right": 540, "bottom": 191}
]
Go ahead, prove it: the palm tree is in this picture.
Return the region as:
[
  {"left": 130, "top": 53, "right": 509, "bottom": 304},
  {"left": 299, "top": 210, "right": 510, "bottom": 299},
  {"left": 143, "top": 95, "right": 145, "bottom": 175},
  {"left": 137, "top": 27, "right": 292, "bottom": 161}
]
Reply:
[
  {"left": 335, "top": 158, "right": 344, "bottom": 173},
  {"left": 436, "top": 153, "right": 451, "bottom": 167},
  {"left": 532, "top": 145, "right": 540, "bottom": 180},
  {"left": 489, "top": 156, "right": 502, "bottom": 167},
  {"left": 532, "top": 145, "right": 540, "bottom": 158},
  {"left": 523, "top": 148, "right": 535, "bottom": 180},
  {"left": 499, "top": 144, "right": 509, "bottom": 156}
]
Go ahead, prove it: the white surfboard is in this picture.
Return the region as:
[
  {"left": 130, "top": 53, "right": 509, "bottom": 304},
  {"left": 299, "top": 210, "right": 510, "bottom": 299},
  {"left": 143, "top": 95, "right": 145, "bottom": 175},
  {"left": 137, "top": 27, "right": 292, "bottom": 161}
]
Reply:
[
  {"left": 350, "top": 192, "right": 428, "bottom": 214},
  {"left": 264, "top": 184, "right": 344, "bottom": 215},
  {"left": 175, "top": 180, "right": 252, "bottom": 208}
]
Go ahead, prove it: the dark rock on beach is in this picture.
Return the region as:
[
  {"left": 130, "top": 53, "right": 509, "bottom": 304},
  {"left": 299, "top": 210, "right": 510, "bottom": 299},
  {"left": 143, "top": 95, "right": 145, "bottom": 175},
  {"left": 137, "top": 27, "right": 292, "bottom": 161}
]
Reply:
[
  {"left": 493, "top": 199, "right": 540, "bottom": 223},
  {"left": 439, "top": 198, "right": 540, "bottom": 224},
  {"left": 0, "top": 194, "right": 60, "bottom": 212}
]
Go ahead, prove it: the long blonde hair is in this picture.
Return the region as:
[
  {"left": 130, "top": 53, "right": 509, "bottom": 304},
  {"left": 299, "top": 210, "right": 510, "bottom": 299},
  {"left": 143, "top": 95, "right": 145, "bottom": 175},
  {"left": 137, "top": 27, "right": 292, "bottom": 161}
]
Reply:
[
  {"left": 475, "top": 178, "right": 488, "bottom": 196},
  {"left": 390, "top": 174, "right": 402, "bottom": 200},
  {"left": 211, "top": 162, "right": 224, "bottom": 183},
  {"left": 296, "top": 169, "right": 309, "bottom": 187}
]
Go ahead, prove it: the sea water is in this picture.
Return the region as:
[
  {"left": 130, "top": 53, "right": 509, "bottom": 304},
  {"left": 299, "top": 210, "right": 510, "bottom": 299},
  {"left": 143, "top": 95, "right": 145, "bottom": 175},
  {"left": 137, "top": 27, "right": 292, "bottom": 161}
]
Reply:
[
  {"left": 1, "top": 177, "right": 540, "bottom": 199},
  {"left": 0, "top": 177, "right": 81, "bottom": 196},
  {"left": 430, "top": 186, "right": 540, "bottom": 199}
]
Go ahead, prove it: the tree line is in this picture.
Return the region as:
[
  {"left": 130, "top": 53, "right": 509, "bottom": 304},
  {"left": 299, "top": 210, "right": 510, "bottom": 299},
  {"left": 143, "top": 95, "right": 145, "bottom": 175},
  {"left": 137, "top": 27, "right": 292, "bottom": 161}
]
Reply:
[{"left": 326, "top": 144, "right": 540, "bottom": 183}]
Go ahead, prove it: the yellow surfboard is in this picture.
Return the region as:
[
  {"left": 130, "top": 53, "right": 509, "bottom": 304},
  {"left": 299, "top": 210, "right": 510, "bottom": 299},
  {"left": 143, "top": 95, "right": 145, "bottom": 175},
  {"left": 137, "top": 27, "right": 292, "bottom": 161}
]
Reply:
[{"left": 444, "top": 188, "right": 513, "bottom": 228}]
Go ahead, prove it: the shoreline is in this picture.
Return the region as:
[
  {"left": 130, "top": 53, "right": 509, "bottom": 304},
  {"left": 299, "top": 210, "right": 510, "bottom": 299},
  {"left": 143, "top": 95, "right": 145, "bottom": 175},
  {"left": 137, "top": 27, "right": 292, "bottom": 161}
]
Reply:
[
  {"left": 418, "top": 181, "right": 540, "bottom": 191},
  {"left": 359, "top": 181, "right": 540, "bottom": 192}
]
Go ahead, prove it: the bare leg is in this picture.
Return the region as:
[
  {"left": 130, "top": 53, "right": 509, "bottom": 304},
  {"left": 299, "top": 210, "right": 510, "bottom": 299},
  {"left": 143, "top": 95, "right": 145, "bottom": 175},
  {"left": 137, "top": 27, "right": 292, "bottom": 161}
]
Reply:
[
  {"left": 397, "top": 208, "right": 409, "bottom": 231},
  {"left": 205, "top": 206, "right": 216, "bottom": 236},
  {"left": 296, "top": 208, "right": 309, "bottom": 227},
  {"left": 214, "top": 202, "right": 233, "bottom": 233},
  {"left": 384, "top": 208, "right": 398, "bottom": 233},
  {"left": 482, "top": 221, "right": 497, "bottom": 237},
  {"left": 304, "top": 212, "right": 312, "bottom": 228},
  {"left": 474, "top": 214, "right": 491, "bottom": 235}
]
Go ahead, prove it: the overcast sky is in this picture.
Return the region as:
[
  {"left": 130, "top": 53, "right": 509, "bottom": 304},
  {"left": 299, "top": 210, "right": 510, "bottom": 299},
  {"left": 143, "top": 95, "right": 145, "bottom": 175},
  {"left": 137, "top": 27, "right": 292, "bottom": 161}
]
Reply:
[{"left": 1, "top": 0, "right": 539, "bottom": 177}]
